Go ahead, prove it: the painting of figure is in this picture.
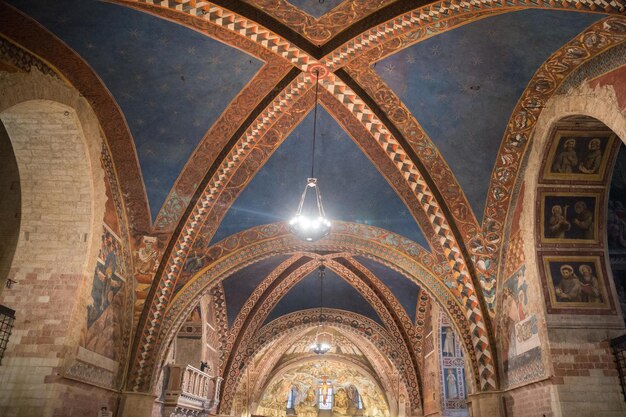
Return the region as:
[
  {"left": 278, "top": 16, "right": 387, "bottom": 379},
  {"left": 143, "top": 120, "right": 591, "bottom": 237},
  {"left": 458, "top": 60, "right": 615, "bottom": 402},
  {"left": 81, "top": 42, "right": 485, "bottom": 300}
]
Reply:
[
  {"left": 542, "top": 256, "right": 612, "bottom": 312},
  {"left": 84, "top": 226, "right": 128, "bottom": 361},
  {"left": 441, "top": 327, "right": 455, "bottom": 357},
  {"left": 544, "top": 130, "right": 615, "bottom": 181},
  {"left": 541, "top": 193, "right": 599, "bottom": 244},
  {"left": 87, "top": 227, "right": 126, "bottom": 328}
]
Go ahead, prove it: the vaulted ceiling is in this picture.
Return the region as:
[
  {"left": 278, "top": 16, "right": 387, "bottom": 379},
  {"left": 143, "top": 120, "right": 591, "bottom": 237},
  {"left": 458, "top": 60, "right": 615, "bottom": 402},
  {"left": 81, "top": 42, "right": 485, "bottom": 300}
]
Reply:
[{"left": 3, "top": 0, "right": 626, "bottom": 401}]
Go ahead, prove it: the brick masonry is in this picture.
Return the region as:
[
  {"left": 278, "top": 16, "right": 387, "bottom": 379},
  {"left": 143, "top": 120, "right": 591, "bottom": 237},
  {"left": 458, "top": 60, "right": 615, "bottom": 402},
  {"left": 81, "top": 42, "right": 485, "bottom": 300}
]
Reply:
[{"left": 0, "top": 70, "right": 109, "bottom": 417}]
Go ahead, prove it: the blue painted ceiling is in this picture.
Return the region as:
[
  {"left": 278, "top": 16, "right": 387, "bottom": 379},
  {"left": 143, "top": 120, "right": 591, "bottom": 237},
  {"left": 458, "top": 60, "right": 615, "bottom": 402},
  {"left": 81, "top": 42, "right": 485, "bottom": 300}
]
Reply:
[
  {"left": 377, "top": 10, "right": 603, "bottom": 221},
  {"left": 354, "top": 256, "right": 420, "bottom": 323},
  {"left": 222, "top": 255, "right": 292, "bottom": 327},
  {"left": 211, "top": 106, "right": 429, "bottom": 248},
  {"left": 5, "top": 1, "right": 613, "bottom": 337},
  {"left": 263, "top": 268, "right": 384, "bottom": 326},
  {"left": 285, "top": 0, "right": 341, "bottom": 18},
  {"left": 7, "top": 0, "right": 262, "bottom": 220}
]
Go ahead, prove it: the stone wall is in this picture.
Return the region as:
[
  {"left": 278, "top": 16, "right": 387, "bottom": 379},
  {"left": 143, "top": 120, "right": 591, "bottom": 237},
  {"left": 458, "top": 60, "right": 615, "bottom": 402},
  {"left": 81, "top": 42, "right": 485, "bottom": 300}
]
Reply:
[
  {"left": 0, "top": 120, "right": 20, "bottom": 289},
  {"left": 0, "top": 70, "right": 109, "bottom": 417},
  {"left": 548, "top": 329, "right": 624, "bottom": 417},
  {"left": 501, "top": 380, "right": 554, "bottom": 417},
  {"left": 497, "top": 65, "right": 626, "bottom": 417}
]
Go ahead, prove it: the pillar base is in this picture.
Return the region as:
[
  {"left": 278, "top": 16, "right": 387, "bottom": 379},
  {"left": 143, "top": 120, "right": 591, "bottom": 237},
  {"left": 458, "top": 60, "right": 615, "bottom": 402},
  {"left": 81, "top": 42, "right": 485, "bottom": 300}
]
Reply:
[
  {"left": 118, "top": 392, "right": 158, "bottom": 417},
  {"left": 466, "top": 391, "right": 503, "bottom": 417}
]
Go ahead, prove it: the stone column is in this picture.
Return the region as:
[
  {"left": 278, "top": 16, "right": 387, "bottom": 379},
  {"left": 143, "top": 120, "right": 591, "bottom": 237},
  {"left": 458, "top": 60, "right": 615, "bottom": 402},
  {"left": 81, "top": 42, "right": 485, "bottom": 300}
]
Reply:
[
  {"left": 118, "top": 392, "right": 158, "bottom": 417},
  {"left": 466, "top": 391, "right": 503, "bottom": 417}
]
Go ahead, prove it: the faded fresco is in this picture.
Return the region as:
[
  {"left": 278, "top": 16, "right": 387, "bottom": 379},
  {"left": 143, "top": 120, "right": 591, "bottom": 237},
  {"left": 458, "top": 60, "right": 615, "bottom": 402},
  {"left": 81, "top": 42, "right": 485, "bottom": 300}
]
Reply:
[
  {"left": 438, "top": 315, "right": 467, "bottom": 416},
  {"left": 85, "top": 225, "right": 128, "bottom": 361},
  {"left": 133, "top": 234, "right": 163, "bottom": 319},
  {"left": 541, "top": 193, "right": 599, "bottom": 244},
  {"left": 542, "top": 256, "right": 612, "bottom": 313},
  {"left": 498, "top": 265, "right": 543, "bottom": 388},
  {"left": 256, "top": 361, "right": 389, "bottom": 417},
  {"left": 543, "top": 130, "right": 615, "bottom": 181}
]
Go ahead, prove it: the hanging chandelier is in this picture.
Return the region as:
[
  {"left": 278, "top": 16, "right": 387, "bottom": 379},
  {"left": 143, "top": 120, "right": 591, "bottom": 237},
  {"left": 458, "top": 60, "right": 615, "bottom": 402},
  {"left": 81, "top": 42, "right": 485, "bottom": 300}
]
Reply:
[
  {"left": 311, "top": 263, "right": 332, "bottom": 355},
  {"left": 289, "top": 69, "right": 331, "bottom": 242}
]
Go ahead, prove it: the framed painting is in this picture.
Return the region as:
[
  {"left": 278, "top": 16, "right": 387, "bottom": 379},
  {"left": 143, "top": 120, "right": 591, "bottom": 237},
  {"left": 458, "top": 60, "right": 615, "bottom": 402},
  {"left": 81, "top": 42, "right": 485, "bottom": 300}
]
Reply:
[
  {"left": 538, "top": 190, "right": 602, "bottom": 246},
  {"left": 542, "top": 129, "right": 616, "bottom": 183},
  {"left": 539, "top": 254, "right": 615, "bottom": 314}
]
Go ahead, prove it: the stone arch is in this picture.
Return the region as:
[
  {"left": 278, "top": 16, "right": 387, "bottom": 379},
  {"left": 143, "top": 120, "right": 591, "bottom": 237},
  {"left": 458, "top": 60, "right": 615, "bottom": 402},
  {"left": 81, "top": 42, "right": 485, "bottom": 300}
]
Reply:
[
  {"left": 498, "top": 78, "right": 626, "bottom": 415},
  {"left": 229, "top": 309, "right": 408, "bottom": 416},
  {"left": 0, "top": 70, "right": 108, "bottom": 413},
  {"left": 130, "top": 222, "right": 486, "bottom": 395},
  {"left": 220, "top": 255, "right": 422, "bottom": 413},
  {"left": 526, "top": 83, "right": 626, "bottom": 313}
]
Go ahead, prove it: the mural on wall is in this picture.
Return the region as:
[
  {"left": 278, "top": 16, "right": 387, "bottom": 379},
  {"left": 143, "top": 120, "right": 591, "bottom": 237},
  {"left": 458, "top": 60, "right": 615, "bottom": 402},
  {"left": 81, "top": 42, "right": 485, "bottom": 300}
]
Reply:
[
  {"left": 499, "top": 265, "right": 544, "bottom": 388},
  {"left": 541, "top": 255, "right": 614, "bottom": 314},
  {"left": 132, "top": 233, "right": 164, "bottom": 319},
  {"left": 178, "top": 305, "right": 203, "bottom": 339},
  {"left": 438, "top": 315, "right": 467, "bottom": 416},
  {"left": 608, "top": 144, "right": 626, "bottom": 323},
  {"left": 84, "top": 225, "right": 128, "bottom": 361},
  {"left": 256, "top": 361, "right": 389, "bottom": 417},
  {"left": 540, "top": 192, "right": 600, "bottom": 244},
  {"left": 542, "top": 130, "right": 616, "bottom": 181}
]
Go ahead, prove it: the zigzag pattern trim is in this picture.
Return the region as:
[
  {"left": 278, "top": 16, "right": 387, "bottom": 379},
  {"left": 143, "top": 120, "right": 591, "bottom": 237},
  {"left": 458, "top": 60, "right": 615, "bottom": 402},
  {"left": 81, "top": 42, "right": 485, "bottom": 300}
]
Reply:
[
  {"left": 321, "top": 74, "right": 495, "bottom": 389},
  {"left": 323, "top": 0, "right": 626, "bottom": 68}
]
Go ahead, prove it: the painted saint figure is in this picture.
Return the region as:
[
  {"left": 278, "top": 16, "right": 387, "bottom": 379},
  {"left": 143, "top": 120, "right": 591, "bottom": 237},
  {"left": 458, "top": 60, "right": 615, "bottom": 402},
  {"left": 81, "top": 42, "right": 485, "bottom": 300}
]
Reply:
[
  {"left": 335, "top": 388, "right": 348, "bottom": 409},
  {"left": 578, "top": 138, "right": 602, "bottom": 174},
  {"left": 548, "top": 204, "right": 571, "bottom": 238},
  {"left": 573, "top": 200, "right": 594, "bottom": 240},
  {"left": 555, "top": 264, "right": 582, "bottom": 302},
  {"left": 446, "top": 369, "right": 458, "bottom": 399},
  {"left": 552, "top": 138, "right": 578, "bottom": 173},
  {"left": 134, "top": 235, "right": 158, "bottom": 275},
  {"left": 442, "top": 327, "right": 455, "bottom": 357},
  {"left": 578, "top": 264, "right": 603, "bottom": 303}
]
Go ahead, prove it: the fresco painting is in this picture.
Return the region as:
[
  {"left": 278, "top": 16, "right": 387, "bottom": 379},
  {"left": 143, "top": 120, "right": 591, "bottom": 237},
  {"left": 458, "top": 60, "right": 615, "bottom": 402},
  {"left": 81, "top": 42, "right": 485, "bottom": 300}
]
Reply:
[
  {"left": 541, "top": 193, "right": 599, "bottom": 244},
  {"left": 499, "top": 265, "right": 544, "bottom": 388},
  {"left": 256, "top": 361, "right": 389, "bottom": 417},
  {"left": 85, "top": 225, "right": 128, "bottom": 361},
  {"left": 438, "top": 315, "right": 467, "bottom": 415},
  {"left": 542, "top": 256, "right": 613, "bottom": 313},
  {"left": 543, "top": 130, "right": 615, "bottom": 181}
]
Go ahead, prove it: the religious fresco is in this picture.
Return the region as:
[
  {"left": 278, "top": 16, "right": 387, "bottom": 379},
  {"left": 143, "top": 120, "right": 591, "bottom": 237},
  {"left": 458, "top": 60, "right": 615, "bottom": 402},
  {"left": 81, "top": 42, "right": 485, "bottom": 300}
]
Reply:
[
  {"left": 498, "top": 265, "right": 544, "bottom": 389},
  {"left": 540, "top": 255, "right": 615, "bottom": 314},
  {"left": 256, "top": 360, "right": 389, "bottom": 417},
  {"left": 589, "top": 64, "right": 626, "bottom": 111},
  {"left": 539, "top": 192, "right": 600, "bottom": 245},
  {"left": 542, "top": 130, "right": 615, "bottom": 182},
  {"left": 438, "top": 315, "right": 467, "bottom": 416},
  {"left": 132, "top": 233, "right": 164, "bottom": 319},
  {"left": 84, "top": 225, "right": 128, "bottom": 362}
]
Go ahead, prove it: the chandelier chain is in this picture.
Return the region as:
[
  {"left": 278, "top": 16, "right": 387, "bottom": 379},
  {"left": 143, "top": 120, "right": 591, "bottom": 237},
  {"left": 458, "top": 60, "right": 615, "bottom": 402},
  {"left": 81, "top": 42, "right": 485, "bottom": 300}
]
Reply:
[{"left": 311, "top": 69, "right": 320, "bottom": 179}]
